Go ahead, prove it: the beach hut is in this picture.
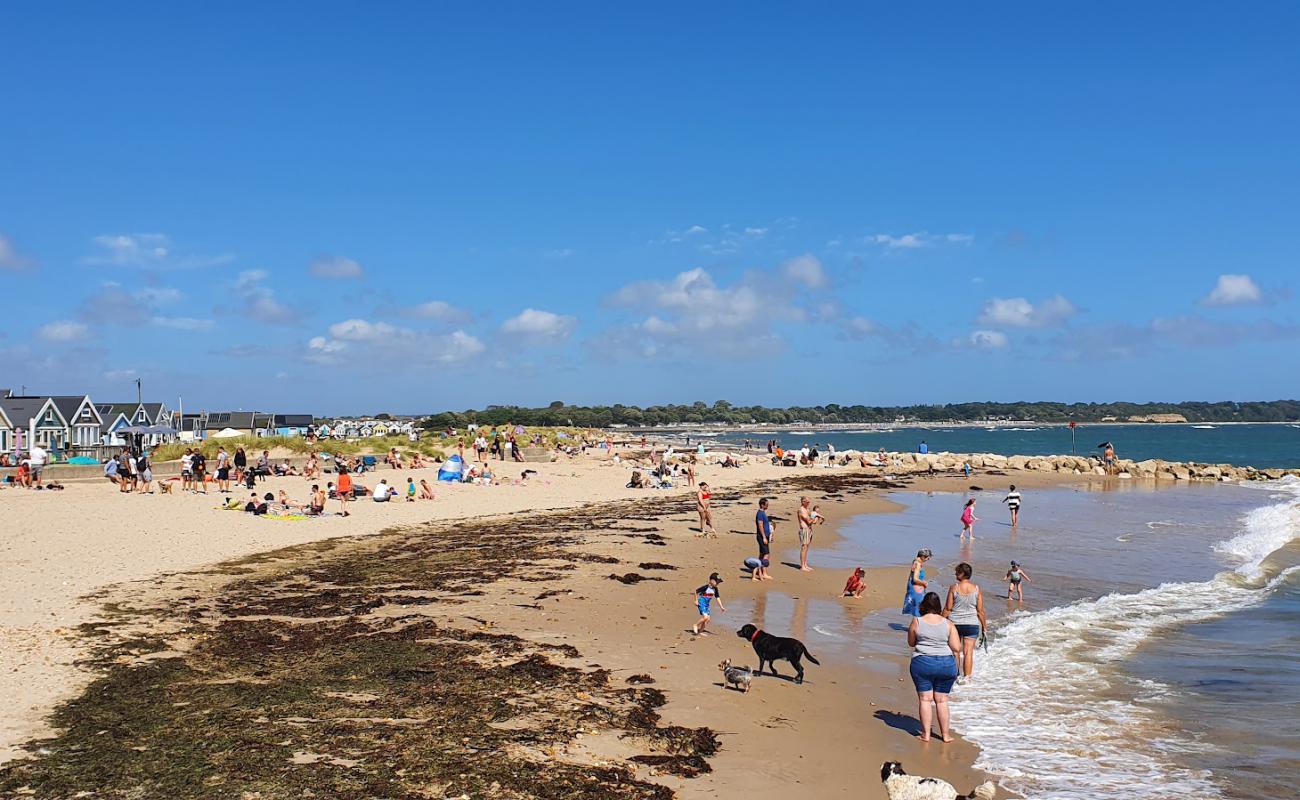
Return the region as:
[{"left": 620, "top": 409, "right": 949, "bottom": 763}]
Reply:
[
  {"left": 436, "top": 454, "right": 466, "bottom": 482},
  {"left": 50, "top": 395, "right": 104, "bottom": 453},
  {"left": 316, "top": 423, "right": 333, "bottom": 438},
  {"left": 372, "top": 422, "right": 391, "bottom": 437},
  {"left": 0, "top": 404, "right": 12, "bottom": 454}
]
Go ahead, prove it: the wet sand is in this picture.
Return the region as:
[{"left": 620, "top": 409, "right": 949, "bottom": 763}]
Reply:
[{"left": 0, "top": 452, "right": 1086, "bottom": 796}]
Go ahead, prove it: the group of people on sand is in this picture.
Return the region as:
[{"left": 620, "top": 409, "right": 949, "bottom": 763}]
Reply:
[
  {"left": 104, "top": 450, "right": 154, "bottom": 493},
  {"left": 687, "top": 456, "right": 1038, "bottom": 748}
]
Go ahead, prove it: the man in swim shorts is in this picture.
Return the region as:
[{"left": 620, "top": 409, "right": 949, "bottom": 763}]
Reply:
[
  {"left": 753, "top": 498, "right": 774, "bottom": 581},
  {"left": 797, "top": 496, "right": 815, "bottom": 572}
]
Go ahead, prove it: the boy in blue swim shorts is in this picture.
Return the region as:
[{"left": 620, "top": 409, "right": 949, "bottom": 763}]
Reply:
[{"left": 691, "top": 572, "right": 726, "bottom": 635}]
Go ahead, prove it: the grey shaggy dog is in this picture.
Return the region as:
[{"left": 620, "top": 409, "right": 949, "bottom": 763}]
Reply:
[
  {"left": 880, "top": 761, "right": 995, "bottom": 800},
  {"left": 718, "top": 658, "right": 753, "bottom": 693}
]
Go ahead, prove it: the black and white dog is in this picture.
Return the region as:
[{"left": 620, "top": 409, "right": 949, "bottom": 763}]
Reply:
[{"left": 880, "top": 761, "right": 995, "bottom": 800}]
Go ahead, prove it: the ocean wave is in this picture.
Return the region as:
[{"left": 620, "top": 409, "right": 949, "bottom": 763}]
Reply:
[
  {"left": 1213, "top": 478, "right": 1300, "bottom": 580},
  {"left": 953, "top": 484, "right": 1300, "bottom": 799}
]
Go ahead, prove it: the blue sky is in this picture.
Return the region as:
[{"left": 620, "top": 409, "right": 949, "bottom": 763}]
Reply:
[{"left": 2, "top": 3, "right": 1297, "bottom": 414}]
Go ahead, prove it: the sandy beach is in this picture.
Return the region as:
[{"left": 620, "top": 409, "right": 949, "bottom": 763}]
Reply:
[{"left": 0, "top": 448, "right": 1087, "bottom": 796}]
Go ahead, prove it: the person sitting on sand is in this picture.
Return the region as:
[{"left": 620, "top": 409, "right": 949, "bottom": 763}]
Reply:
[
  {"left": 244, "top": 492, "right": 268, "bottom": 515},
  {"left": 627, "top": 470, "right": 647, "bottom": 489},
  {"left": 309, "top": 484, "right": 326, "bottom": 515},
  {"left": 372, "top": 479, "right": 396, "bottom": 503},
  {"left": 303, "top": 454, "right": 320, "bottom": 479},
  {"left": 843, "top": 567, "right": 867, "bottom": 598},
  {"left": 419, "top": 478, "right": 435, "bottom": 500},
  {"left": 277, "top": 489, "right": 307, "bottom": 511}
]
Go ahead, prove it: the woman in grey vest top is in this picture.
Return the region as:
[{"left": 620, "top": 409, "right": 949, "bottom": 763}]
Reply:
[
  {"left": 907, "top": 591, "right": 960, "bottom": 742},
  {"left": 944, "top": 561, "right": 987, "bottom": 685}
]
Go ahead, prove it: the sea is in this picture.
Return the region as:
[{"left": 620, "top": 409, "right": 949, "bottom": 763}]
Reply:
[
  {"left": 669, "top": 422, "right": 1300, "bottom": 469},
  {"left": 736, "top": 479, "right": 1300, "bottom": 799}
]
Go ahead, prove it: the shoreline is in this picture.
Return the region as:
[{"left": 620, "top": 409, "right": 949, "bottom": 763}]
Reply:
[{"left": 0, "top": 452, "right": 1152, "bottom": 796}]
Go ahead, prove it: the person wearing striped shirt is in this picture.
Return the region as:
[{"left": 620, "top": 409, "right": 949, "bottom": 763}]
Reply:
[{"left": 1002, "top": 485, "right": 1022, "bottom": 527}]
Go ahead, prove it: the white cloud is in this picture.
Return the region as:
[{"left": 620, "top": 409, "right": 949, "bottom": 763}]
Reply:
[
  {"left": 151, "top": 316, "right": 214, "bottom": 331},
  {"left": 84, "top": 233, "right": 233, "bottom": 269},
  {"left": 87, "top": 233, "right": 170, "bottom": 265},
  {"left": 977, "top": 294, "right": 1078, "bottom": 328},
  {"left": 969, "top": 329, "right": 1009, "bottom": 349},
  {"left": 844, "top": 317, "right": 880, "bottom": 339},
  {"left": 309, "top": 255, "right": 364, "bottom": 279},
  {"left": 404, "top": 300, "right": 470, "bottom": 322},
  {"left": 232, "top": 270, "right": 299, "bottom": 324},
  {"left": 870, "top": 233, "right": 927, "bottom": 249},
  {"left": 601, "top": 268, "right": 779, "bottom": 359},
  {"left": 103, "top": 368, "right": 138, "bottom": 381},
  {"left": 744, "top": 226, "right": 768, "bottom": 237},
  {"left": 685, "top": 225, "right": 708, "bottom": 235},
  {"left": 38, "top": 320, "right": 90, "bottom": 342},
  {"left": 1202, "top": 273, "right": 1262, "bottom": 307},
  {"left": 308, "top": 319, "right": 485, "bottom": 366},
  {"left": 500, "top": 308, "right": 577, "bottom": 342},
  {"left": 868, "top": 232, "right": 973, "bottom": 249},
  {"left": 0, "top": 234, "right": 32, "bottom": 270},
  {"left": 782, "top": 254, "right": 828, "bottom": 289}
]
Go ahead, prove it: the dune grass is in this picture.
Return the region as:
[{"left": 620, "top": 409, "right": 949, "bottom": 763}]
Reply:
[{"left": 149, "top": 427, "right": 596, "bottom": 463}]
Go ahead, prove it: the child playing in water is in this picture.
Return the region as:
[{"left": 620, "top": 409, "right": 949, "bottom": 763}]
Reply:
[
  {"left": 691, "top": 572, "right": 726, "bottom": 635},
  {"left": 1004, "top": 560, "right": 1031, "bottom": 601},
  {"left": 960, "top": 498, "right": 978, "bottom": 539},
  {"left": 842, "top": 567, "right": 867, "bottom": 598}
]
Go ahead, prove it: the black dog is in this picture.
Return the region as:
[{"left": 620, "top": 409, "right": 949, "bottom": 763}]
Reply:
[{"left": 736, "top": 624, "right": 820, "bottom": 684}]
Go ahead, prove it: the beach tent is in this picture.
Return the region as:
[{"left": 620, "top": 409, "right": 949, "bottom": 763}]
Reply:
[
  {"left": 211, "top": 427, "right": 244, "bottom": 439},
  {"left": 436, "top": 454, "right": 466, "bottom": 482}
]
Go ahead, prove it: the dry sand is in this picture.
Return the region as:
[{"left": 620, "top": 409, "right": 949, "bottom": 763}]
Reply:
[{"left": 0, "top": 448, "right": 1086, "bottom": 795}]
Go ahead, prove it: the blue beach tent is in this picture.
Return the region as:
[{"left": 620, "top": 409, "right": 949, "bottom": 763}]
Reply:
[{"left": 437, "top": 454, "right": 466, "bottom": 482}]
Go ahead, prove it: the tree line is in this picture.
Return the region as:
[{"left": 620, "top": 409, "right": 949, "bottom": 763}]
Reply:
[{"left": 418, "top": 399, "right": 1300, "bottom": 429}]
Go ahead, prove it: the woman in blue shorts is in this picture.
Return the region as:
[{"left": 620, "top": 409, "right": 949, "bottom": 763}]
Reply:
[
  {"left": 944, "top": 562, "right": 986, "bottom": 685},
  {"left": 907, "top": 591, "right": 960, "bottom": 742}
]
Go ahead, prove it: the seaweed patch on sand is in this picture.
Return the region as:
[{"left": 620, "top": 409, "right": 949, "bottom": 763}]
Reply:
[{"left": 0, "top": 473, "right": 897, "bottom": 798}]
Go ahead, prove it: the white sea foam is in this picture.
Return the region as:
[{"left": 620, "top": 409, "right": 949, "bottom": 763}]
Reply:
[
  {"left": 953, "top": 481, "right": 1300, "bottom": 799},
  {"left": 812, "top": 624, "right": 842, "bottom": 638}
]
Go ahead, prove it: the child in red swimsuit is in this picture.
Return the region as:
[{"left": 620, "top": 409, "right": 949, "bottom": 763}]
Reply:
[{"left": 842, "top": 567, "right": 867, "bottom": 598}]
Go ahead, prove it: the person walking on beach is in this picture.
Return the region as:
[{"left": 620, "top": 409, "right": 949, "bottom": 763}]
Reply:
[
  {"left": 907, "top": 591, "right": 961, "bottom": 742},
  {"left": 1002, "top": 484, "right": 1021, "bottom": 527},
  {"left": 960, "top": 498, "right": 978, "bottom": 539},
  {"left": 753, "top": 498, "right": 774, "bottom": 581},
  {"left": 902, "top": 549, "right": 932, "bottom": 616},
  {"left": 797, "top": 496, "right": 815, "bottom": 571},
  {"left": 1004, "top": 560, "right": 1031, "bottom": 601},
  {"left": 691, "top": 572, "right": 726, "bottom": 635},
  {"left": 944, "top": 562, "right": 986, "bottom": 685},
  {"left": 696, "top": 482, "right": 716, "bottom": 537}
]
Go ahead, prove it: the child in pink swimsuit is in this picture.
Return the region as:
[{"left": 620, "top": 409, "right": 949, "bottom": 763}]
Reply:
[{"left": 960, "top": 499, "right": 978, "bottom": 539}]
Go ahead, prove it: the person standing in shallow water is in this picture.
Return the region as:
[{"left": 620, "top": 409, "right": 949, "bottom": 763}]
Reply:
[
  {"left": 960, "top": 498, "right": 978, "bottom": 539},
  {"left": 902, "top": 549, "right": 931, "bottom": 616},
  {"left": 944, "top": 562, "right": 986, "bottom": 685},
  {"left": 1002, "top": 484, "right": 1021, "bottom": 527},
  {"left": 907, "top": 591, "right": 961, "bottom": 742}
]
